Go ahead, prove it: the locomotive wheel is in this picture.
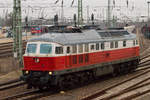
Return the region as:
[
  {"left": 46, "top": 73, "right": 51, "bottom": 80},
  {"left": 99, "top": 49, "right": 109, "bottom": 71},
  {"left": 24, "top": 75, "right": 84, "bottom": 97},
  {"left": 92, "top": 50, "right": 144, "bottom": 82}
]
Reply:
[
  {"left": 58, "top": 78, "right": 66, "bottom": 90},
  {"left": 59, "top": 75, "right": 75, "bottom": 90},
  {"left": 81, "top": 73, "right": 89, "bottom": 85},
  {"left": 130, "top": 60, "right": 138, "bottom": 72},
  {"left": 123, "top": 65, "right": 129, "bottom": 74},
  {"left": 112, "top": 70, "right": 118, "bottom": 77},
  {"left": 66, "top": 75, "right": 75, "bottom": 89},
  {"left": 87, "top": 71, "right": 94, "bottom": 81},
  {"left": 27, "top": 84, "right": 32, "bottom": 89},
  {"left": 39, "top": 86, "right": 49, "bottom": 91},
  {"left": 78, "top": 73, "right": 85, "bottom": 85},
  {"left": 72, "top": 74, "right": 79, "bottom": 86},
  {"left": 112, "top": 66, "right": 118, "bottom": 77},
  {"left": 120, "top": 65, "right": 125, "bottom": 74}
]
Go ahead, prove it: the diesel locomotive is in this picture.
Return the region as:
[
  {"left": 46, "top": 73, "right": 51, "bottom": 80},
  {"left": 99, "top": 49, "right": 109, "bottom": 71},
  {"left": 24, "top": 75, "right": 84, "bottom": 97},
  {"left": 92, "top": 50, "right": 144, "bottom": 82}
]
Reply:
[{"left": 21, "top": 29, "right": 140, "bottom": 90}]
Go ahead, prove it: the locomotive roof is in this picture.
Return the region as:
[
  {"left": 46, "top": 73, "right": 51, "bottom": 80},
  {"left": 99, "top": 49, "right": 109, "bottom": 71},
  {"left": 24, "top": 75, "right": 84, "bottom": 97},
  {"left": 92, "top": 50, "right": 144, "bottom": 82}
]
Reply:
[{"left": 29, "top": 30, "right": 137, "bottom": 45}]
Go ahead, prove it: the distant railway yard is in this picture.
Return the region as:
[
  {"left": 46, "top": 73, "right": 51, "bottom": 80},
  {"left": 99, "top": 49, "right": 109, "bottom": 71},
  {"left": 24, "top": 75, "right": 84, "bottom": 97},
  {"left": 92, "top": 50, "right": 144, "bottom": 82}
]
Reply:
[{"left": 0, "top": 27, "right": 149, "bottom": 100}]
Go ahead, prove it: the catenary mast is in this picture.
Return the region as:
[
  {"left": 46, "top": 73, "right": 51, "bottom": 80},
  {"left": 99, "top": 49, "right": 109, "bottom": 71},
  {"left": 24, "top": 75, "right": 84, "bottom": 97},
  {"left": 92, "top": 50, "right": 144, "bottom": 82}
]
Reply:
[
  {"left": 13, "top": 0, "right": 23, "bottom": 67},
  {"left": 78, "top": 0, "right": 83, "bottom": 26},
  {"left": 107, "top": 0, "right": 111, "bottom": 28}
]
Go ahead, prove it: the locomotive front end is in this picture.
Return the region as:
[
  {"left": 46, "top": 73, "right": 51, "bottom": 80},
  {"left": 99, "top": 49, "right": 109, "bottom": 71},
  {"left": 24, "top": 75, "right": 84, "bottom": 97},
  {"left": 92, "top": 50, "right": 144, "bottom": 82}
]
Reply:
[{"left": 21, "top": 41, "right": 56, "bottom": 89}]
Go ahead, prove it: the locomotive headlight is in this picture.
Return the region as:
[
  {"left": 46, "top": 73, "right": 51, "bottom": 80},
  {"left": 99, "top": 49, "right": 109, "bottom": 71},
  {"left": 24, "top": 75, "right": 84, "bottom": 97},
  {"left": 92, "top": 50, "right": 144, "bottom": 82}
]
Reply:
[
  {"left": 35, "top": 58, "right": 39, "bottom": 63},
  {"left": 49, "top": 72, "right": 52, "bottom": 75},
  {"left": 25, "top": 71, "right": 29, "bottom": 74}
]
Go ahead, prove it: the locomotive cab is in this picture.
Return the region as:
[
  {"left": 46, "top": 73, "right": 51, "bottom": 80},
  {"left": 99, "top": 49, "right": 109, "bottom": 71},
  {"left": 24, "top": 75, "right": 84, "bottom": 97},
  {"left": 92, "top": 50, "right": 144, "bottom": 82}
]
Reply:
[
  {"left": 23, "top": 41, "right": 65, "bottom": 71},
  {"left": 22, "top": 41, "right": 65, "bottom": 88}
]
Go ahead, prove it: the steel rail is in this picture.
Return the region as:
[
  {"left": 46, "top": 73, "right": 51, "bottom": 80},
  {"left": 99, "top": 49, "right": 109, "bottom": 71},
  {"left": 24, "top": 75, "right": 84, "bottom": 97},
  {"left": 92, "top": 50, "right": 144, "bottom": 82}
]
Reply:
[
  {"left": 139, "top": 59, "right": 150, "bottom": 65},
  {"left": 0, "top": 41, "right": 26, "bottom": 58},
  {"left": 80, "top": 69, "right": 150, "bottom": 100},
  {"left": 18, "top": 91, "right": 55, "bottom": 100},
  {"left": 0, "top": 79, "right": 20, "bottom": 87},
  {"left": 118, "top": 81, "right": 150, "bottom": 100},
  {"left": 138, "top": 62, "right": 150, "bottom": 68},
  {"left": 0, "top": 81, "right": 26, "bottom": 91},
  {"left": 99, "top": 76, "right": 150, "bottom": 100},
  {"left": 140, "top": 54, "right": 150, "bottom": 60},
  {"left": 1, "top": 90, "right": 39, "bottom": 100},
  {"left": 120, "top": 88, "right": 150, "bottom": 100}
]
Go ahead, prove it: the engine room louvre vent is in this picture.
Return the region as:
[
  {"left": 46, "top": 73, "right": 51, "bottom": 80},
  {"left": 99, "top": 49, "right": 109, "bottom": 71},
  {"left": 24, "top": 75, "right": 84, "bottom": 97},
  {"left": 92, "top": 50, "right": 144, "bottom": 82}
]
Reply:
[{"left": 98, "top": 31, "right": 129, "bottom": 37}]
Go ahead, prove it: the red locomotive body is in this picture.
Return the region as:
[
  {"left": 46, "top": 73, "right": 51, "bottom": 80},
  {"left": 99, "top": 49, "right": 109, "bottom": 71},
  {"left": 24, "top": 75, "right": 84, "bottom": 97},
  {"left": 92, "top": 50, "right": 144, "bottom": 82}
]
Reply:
[
  {"left": 23, "top": 47, "right": 139, "bottom": 71},
  {"left": 21, "top": 30, "right": 140, "bottom": 89}
]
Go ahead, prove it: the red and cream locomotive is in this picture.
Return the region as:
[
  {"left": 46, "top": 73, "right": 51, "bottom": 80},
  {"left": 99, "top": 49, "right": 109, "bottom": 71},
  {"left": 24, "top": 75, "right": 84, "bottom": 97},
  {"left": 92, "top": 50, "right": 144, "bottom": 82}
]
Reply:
[{"left": 21, "top": 29, "right": 140, "bottom": 89}]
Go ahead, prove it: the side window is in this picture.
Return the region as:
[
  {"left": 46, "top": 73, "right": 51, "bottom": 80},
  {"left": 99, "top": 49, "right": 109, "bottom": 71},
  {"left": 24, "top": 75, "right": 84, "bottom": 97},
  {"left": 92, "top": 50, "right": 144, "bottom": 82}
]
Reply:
[
  {"left": 101, "top": 42, "right": 105, "bottom": 50},
  {"left": 85, "top": 44, "right": 89, "bottom": 52},
  {"left": 96, "top": 43, "right": 100, "bottom": 50},
  {"left": 73, "top": 56, "right": 77, "bottom": 64},
  {"left": 66, "top": 47, "right": 70, "bottom": 54},
  {"left": 115, "top": 41, "right": 118, "bottom": 48},
  {"left": 78, "top": 44, "right": 83, "bottom": 53},
  {"left": 85, "top": 54, "right": 89, "bottom": 63},
  {"left": 91, "top": 44, "right": 95, "bottom": 51},
  {"left": 110, "top": 42, "right": 114, "bottom": 49},
  {"left": 123, "top": 41, "right": 126, "bottom": 47},
  {"left": 136, "top": 40, "right": 138, "bottom": 45},
  {"left": 72, "top": 45, "right": 77, "bottom": 53},
  {"left": 79, "top": 55, "right": 83, "bottom": 63},
  {"left": 133, "top": 40, "right": 136, "bottom": 46},
  {"left": 55, "top": 47, "right": 63, "bottom": 54}
]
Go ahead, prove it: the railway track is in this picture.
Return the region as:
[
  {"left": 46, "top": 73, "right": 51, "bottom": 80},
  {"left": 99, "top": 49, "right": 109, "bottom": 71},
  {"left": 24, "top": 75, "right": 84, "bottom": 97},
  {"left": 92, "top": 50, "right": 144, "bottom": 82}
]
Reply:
[
  {"left": 0, "top": 87, "right": 58, "bottom": 100},
  {"left": 97, "top": 76, "right": 150, "bottom": 100},
  {"left": 0, "top": 79, "right": 20, "bottom": 87},
  {"left": 0, "top": 41, "right": 26, "bottom": 58},
  {"left": 140, "top": 54, "right": 150, "bottom": 61},
  {"left": 0, "top": 79, "right": 25, "bottom": 91},
  {"left": 1, "top": 61, "right": 150, "bottom": 100},
  {"left": 0, "top": 78, "right": 57, "bottom": 100},
  {"left": 3, "top": 90, "right": 59, "bottom": 100},
  {"left": 1, "top": 89, "right": 39, "bottom": 100},
  {"left": 80, "top": 66, "right": 150, "bottom": 100},
  {"left": 0, "top": 84, "right": 64, "bottom": 100}
]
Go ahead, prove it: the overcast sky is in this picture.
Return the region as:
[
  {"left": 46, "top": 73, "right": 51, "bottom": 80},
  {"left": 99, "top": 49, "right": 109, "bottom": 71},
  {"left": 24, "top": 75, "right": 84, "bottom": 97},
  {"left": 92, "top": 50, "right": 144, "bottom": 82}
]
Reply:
[{"left": 0, "top": 0, "right": 149, "bottom": 20}]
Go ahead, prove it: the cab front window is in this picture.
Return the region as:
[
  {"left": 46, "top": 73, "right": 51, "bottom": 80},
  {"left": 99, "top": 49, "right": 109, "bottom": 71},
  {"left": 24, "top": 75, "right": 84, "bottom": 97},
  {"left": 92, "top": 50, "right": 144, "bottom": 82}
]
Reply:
[
  {"left": 40, "top": 44, "right": 52, "bottom": 54},
  {"left": 27, "top": 44, "right": 37, "bottom": 53}
]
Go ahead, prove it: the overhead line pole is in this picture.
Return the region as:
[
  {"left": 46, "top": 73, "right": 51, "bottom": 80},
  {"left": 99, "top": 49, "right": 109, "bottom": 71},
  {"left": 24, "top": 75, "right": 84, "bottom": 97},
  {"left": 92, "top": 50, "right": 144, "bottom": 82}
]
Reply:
[
  {"left": 13, "top": 0, "right": 23, "bottom": 67},
  {"left": 87, "top": 5, "right": 89, "bottom": 24},
  {"left": 18, "top": 0, "right": 22, "bottom": 67},
  {"left": 13, "top": 0, "right": 17, "bottom": 56},
  {"left": 78, "top": 0, "right": 83, "bottom": 26},
  {"left": 148, "top": 1, "right": 150, "bottom": 22},
  {"left": 61, "top": 0, "right": 64, "bottom": 25},
  {"left": 107, "top": 0, "right": 111, "bottom": 28}
]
